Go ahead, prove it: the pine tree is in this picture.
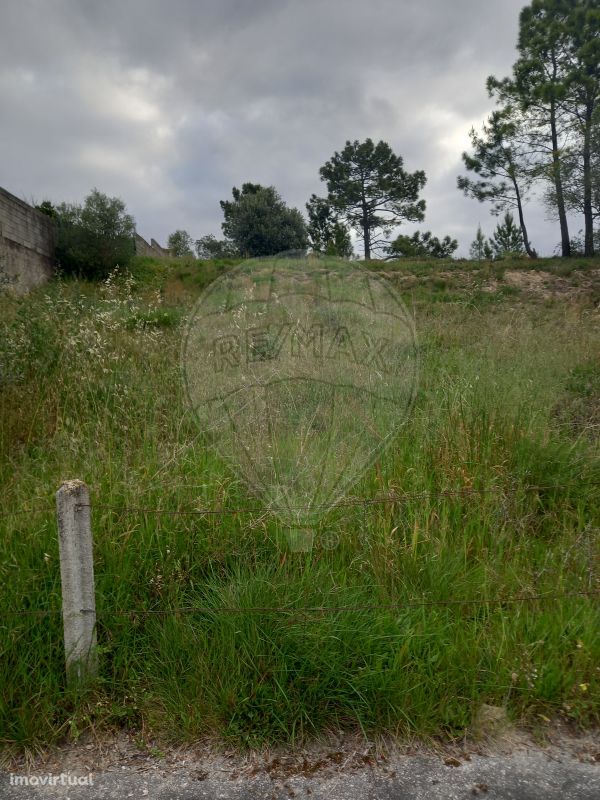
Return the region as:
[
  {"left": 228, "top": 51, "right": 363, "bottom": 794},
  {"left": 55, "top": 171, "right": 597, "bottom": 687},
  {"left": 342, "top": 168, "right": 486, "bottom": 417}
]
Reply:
[
  {"left": 469, "top": 225, "right": 493, "bottom": 261},
  {"left": 488, "top": 0, "right": 600, "bottom": 257},
  {"left": 305, "top": 195, "right": 353, "bottom": 258},
  {"left": 319, "top": 139, "right": 426, "bottom": 259},
  {"left": 387, "top": 230, "right": 458, "bottom": 259},
  {"left": 458, "top": 107, "right": 537, "bottom": 258},
  {"left": 490, "top": 213, "right": 525, "bottom": 258}
]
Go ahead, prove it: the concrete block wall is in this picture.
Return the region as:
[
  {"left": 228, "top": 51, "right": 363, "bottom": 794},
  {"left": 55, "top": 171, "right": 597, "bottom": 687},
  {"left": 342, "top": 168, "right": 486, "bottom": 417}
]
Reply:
[
  {"left": 134, "top": 232, "right": 171, "bottom": 259},
  {"left": 150, "top": 238, "right": 172, "bottom": 258},
  {"left": 0, "top": 187, "right": 172, "bottom": 292},
  {"left": 0, "top": 187, "right": 55, "bottom": 292}
]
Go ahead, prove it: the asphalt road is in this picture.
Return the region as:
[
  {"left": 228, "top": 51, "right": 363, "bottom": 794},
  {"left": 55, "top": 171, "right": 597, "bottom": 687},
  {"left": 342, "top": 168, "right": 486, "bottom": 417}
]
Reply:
[{"left": 2, "top": 748, "right": 598, "bottom": 800}]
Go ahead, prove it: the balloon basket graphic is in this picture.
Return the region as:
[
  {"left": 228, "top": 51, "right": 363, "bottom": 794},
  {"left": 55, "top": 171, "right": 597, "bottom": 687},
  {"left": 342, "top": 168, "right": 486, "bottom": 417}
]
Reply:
[
  {"left": 285, "top": 527, "right": 316, "bottom": 552},
  {"left": 180, "top": 255, "right": 419, "bottom": 554}
]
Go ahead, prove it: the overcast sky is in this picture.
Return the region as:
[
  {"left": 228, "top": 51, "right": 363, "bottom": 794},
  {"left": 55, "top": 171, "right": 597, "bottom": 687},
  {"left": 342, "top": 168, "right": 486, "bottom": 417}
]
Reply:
[{"left": 0, "top": 0, "right": 573, "bottom": 256}]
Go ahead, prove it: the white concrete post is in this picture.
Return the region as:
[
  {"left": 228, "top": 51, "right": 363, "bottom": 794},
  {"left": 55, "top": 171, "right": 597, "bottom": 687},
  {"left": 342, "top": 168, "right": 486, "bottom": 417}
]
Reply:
[{"left": 56, "top": 480, "right": 97, "bottom": 686}]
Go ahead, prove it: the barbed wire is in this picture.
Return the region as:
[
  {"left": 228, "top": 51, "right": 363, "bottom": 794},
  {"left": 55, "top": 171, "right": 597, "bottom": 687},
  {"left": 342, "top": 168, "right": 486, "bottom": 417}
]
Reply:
[
  {"left": 1, "top": 482, "right": 597, "bottom": 621},
  {"left": 1, "top": 589, "right": 598, "bottom": 619},
  {"left": 76, "top": 480, "right": 600, "bottom": 518},
  {"left": 1, "top": 480, "right": 598, "bottom": 521}
]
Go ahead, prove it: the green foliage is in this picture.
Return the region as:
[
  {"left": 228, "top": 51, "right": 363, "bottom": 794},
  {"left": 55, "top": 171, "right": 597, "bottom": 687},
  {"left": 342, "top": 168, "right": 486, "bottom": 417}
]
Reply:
[
  {"left": 545, "top": 118, "right": 600, "bottom": 227},
  {"left": 195, "top": 234, "right": 239, "bottom": 260},
  {"left": 508, "top": 0, "right": 577, "bottom": 255},
  {"left": 34, "top": 200, "right": 57, "bottom": 219},
  {"left": 508, "top": 0, "right": 575, "bottom": 113},
  {"left": 125, "top": 308, "right": 181, "bottom": 330},
  {"left": 220, "top": 183, "right": 308, "bottom": 257},
  {"left": 567, "top": 228, "right": 600, "bottom": 256},
  {"left": 458, "top": 110, "right": 528, "bottom": 212},
  {"left": 167, "top": 230, "right": 194, "bottom": 257},
  {"left": 490, "top": 212, "right": 525, "bottom": 259},
  {"left": 54, "top": 189, "right": 136, "bottom": 280},
  {"left": 458, "top": 107, "right": 537, "bottom": 257},
  {"left": 0, "top": 253, "right": 16, "bottom": 293},
  {"left": 469, "top": 225, "right": 494, "bottom": 261},
  {"left": 1, "top": 266, "right": 599, "bottom": 748},
  {"left": 387, "top": 230, "right": 458, "bottom": 259},
  {"left": 319, "top": 138, "right": 426, "bottom": 259},
  {"left": 305, "top": 194, "right": 353, "bottom": 257},
  {"left": 487, "top": 0, "right": 600, "bottom": 256}
]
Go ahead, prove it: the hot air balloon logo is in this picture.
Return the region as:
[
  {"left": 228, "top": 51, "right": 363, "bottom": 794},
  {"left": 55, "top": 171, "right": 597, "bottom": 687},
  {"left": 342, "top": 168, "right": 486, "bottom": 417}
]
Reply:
[{"left": 181, "top": 256, "right": 418, "bottom": 551}]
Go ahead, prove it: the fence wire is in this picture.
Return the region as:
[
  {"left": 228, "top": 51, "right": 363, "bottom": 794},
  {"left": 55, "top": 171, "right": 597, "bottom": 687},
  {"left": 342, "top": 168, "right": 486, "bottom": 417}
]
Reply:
[
  {"left": 1, "top": 480, "right": 598, "bottom": 521},
  {"left": 78, "top": 480, "right": 600, "bottom": 517},
  {"left": 1, "top": 589, "right": 598, "bottom": 620},
  {"left": 1, "top": 479, "right": 598, "bottom": 620}
]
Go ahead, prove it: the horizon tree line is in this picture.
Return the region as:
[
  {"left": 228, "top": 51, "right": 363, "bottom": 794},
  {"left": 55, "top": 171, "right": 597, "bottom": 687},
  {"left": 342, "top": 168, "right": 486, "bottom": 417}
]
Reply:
[
  {"left": 34, "top": 0, "right": 598, "bottom": 276},
  {"left": 458, "top": 0, "right": 599, "bottom": 258}
]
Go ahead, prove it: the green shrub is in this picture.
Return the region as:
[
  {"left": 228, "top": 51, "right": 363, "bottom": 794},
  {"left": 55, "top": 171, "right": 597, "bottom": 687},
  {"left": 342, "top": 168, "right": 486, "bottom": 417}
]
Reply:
[{"left": 55, "top": 189, "right": 136, "bottom": 280}]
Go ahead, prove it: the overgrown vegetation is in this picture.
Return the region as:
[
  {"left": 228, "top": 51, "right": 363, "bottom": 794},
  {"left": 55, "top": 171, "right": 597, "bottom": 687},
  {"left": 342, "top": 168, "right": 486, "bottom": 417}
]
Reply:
[
  {"left": 41, "top": 189, "right": 136, "bottom": 280},
  {"left": 0, "top": 256, "right": 598, "bottom": 752}
]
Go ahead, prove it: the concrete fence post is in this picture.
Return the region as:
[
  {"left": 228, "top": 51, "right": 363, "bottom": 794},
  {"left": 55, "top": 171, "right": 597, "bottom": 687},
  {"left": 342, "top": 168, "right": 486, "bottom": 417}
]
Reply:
[{"left": 56, "top": 480, "right": 97, "bottom": 686}]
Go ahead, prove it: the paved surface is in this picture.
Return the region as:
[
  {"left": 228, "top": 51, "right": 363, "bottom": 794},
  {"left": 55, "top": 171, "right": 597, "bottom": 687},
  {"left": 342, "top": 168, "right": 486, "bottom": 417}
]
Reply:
[{"left": 1, "top": 748, "right": 598, "bottom": 800}]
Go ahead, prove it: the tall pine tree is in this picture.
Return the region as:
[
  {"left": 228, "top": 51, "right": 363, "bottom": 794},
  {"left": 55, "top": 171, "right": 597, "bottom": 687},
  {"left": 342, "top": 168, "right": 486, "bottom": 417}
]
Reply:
[{"left": 319, "top": 139, "right": 426, "bottom": 259}]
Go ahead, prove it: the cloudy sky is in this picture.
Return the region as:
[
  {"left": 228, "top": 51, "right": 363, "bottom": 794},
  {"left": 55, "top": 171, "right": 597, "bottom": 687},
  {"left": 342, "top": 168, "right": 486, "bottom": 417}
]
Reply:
[{"left": 0, "top": 0, "right": 571, "bottom": 256}]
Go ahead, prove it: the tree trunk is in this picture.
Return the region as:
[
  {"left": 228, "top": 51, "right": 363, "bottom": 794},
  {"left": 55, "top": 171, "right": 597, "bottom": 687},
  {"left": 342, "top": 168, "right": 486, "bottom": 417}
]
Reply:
[
  {"left": 550, "top": 99, "right": 571, "bottom": 257},
  {"left": 512, "top": 176, "right": 537, "bottom": 258},
  {"left": 361, "top": 199, "right": 370, "bottom": 260},
  {"left": 582, "top": 98, "right": 594, "bottom": 257}
]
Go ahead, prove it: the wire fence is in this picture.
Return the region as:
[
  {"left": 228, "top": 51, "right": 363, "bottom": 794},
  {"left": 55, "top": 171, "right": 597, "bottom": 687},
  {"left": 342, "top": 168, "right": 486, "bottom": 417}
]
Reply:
[
  {"left": 1, "top": 479, "right": 598, "bottom": 625},
  {"left": 1, "top": 589, "right": 599, "bottom": 620},
  {"left": 2, "top": 478, "right": 598, "bottom": 520}
]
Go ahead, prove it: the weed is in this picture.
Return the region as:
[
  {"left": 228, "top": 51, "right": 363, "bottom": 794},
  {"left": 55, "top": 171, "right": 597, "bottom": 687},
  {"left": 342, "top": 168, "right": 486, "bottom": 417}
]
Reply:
[{"left": 0, "top": 258, "right": 599, "bottom": 750}]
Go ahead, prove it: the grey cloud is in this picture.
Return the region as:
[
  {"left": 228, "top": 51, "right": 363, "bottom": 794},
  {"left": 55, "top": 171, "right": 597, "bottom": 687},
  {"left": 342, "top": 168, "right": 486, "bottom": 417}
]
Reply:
[{"left": 1, "top": 0, "right": 566, "bottom": 255}]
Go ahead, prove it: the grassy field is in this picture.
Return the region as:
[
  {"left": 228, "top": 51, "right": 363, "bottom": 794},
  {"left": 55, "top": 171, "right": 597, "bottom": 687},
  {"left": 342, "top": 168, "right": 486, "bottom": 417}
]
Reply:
[{"left": 0, "top": 255, "right": 599, "bottom": 752}]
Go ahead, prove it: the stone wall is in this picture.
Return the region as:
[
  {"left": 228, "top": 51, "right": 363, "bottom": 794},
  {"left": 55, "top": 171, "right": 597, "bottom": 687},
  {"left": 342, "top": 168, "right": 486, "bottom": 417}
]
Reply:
[{"left": 0, "top": 186, "right": 55, "bottom": 292}]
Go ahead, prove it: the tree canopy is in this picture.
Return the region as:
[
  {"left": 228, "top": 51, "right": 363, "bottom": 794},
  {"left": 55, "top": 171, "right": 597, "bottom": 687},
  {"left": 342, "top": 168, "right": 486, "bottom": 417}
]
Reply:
[
  {"left": 458, "top": 107, "right": 537, "bottom": 257},
  {"left": 167, "top": 229, "right": 194, "bottom": 257},
  {"left": 485, "top": 0, "right": 600, "bottom": 256},
  {"left": 195, "top": 234, "right": 238, "bottom": 260},
  {"left": 318, "top": 138, "right": 426, "bottom": 259},
  {"left": 387, "top": 230, "right": 458, "bottom": 259},
  {"left": 220, "top": 183, "right": 308, "bottom": 257},
  {"left": 54, "top": 189, "right": 135, "bottom": 279},
  {"left": 305, "top": 194, "right": 353, "bottom": 258}
]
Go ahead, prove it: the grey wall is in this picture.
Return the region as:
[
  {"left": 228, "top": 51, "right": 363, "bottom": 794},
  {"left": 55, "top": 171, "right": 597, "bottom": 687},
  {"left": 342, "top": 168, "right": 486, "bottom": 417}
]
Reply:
[
  {"left": 134, "top": 232, "right": 171, "bottom": 259},
  {"left": 0, "top": 187, "right": 172, "bottom": 293},
  {"left": 0, "top": 187, "right": 55, "bottom": 293}
]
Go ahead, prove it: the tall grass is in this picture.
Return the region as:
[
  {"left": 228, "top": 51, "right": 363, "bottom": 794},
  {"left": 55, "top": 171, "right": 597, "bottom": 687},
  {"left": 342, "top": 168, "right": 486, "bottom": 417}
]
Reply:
[{"left": 0, "top": 258, "right": 599, "bottom": 750}]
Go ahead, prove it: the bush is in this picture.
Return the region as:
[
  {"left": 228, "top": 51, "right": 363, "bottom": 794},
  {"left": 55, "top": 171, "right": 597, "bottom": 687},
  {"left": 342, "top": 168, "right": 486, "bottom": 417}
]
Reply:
[
  {"left": 55, "top": 189, "right": 136, "bottom": 280},
  {"left": 220, "top": 184, "right": 308, "bottom": 257}
]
